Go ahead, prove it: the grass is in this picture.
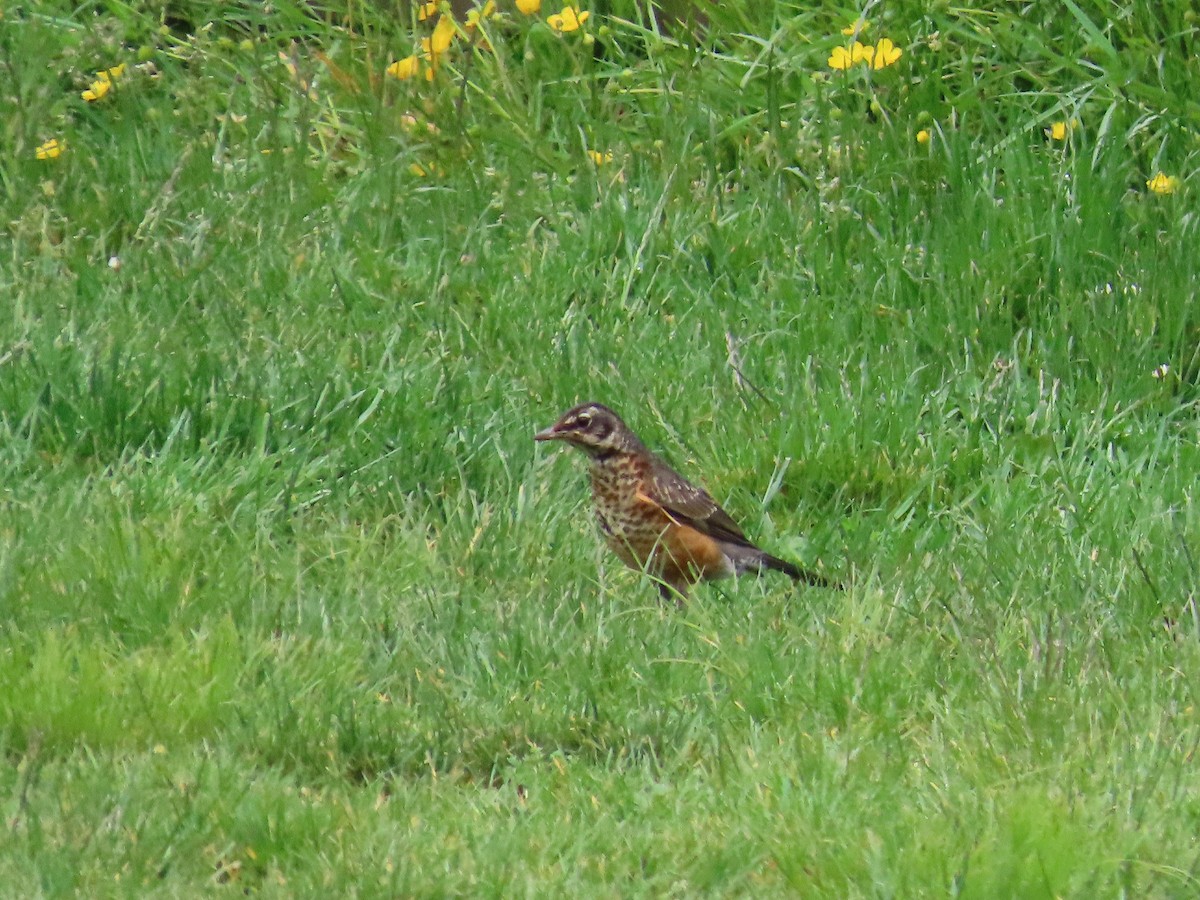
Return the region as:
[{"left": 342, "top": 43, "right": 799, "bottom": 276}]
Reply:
[{"left": 2, "top": 0, "right": 1199, "bottom": 894}]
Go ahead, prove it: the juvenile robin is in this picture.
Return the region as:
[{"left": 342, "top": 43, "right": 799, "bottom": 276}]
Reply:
[{"left": 535, "top": 402, "right": 838, "bottom": 602}]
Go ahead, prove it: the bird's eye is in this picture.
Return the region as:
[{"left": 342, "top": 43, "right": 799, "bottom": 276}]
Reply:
[{"left": 576, "top": 412, "right": 592, "bottom": 428}]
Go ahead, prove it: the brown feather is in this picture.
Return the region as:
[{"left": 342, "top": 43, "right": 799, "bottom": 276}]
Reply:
[{"left": 643, "top": 456, "right": 754, "bottom": 546}]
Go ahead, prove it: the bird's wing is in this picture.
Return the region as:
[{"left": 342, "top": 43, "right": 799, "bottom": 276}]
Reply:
[{"left": 640, "top": 455, "right": 755, "bottom": 547}]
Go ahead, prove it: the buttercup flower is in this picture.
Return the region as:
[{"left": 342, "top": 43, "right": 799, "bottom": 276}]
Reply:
[
  {"left": 35, "top": 138, "right": 65, "bottom": 159},
  {"left": 869, "top": 37, "right": 901, "bottom": 69},
  {"left": 1146, "top": 172, "right": 1179, "bottom": 195},
  {"left": 81, "top": 63, "right": 126, "bottom": 101},
  {"left": 417, "top": 1, "right": 438, "bottom": 20},
  {"left": 387, "top": 15, "right": 458, "bottom": 82},
  {"left": 465, "top": 0, "right": 496, "bottom": 29},
  {"left": 386, "top": 55, "right": 422, "bottom": 80},
  {"left": 82, "top": 77, "right": 111, "bottom": 101},
  {"left": 828, "top": 45, "right": 855, "bottom": 70},
  {"left": 1048, "top": 118, "right": 1079, "bottom": 140},
  {"left": 548, "top": 6, "right": 589, "bottom": 32},
  {"left": 516, "top": 0, "right": 541, "bottom": 13},
  {"left": 409, "top": 161, "right": 442, "bottom": 177},
  {"left": 916, "top": 129, "right": 930, "bottom": 144},
  {"left": 587, "top": 149, "right": 613, "bottom": 165},
  {"left": 430, "top": 15, "right": 457, "bottom": 55},
  {"left": 841, "top": 18, "right": 869, "bottom": 36},
  {"left": 830, "top": 40, "right": 895, "bottom": 71}
]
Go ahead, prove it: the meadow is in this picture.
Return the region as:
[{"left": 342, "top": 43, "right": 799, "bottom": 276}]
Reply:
[{"left": 2, "top": 0, "right": 1199, "bottom": 894}]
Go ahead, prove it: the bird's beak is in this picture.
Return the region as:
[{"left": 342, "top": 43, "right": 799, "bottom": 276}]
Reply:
[{"left": 534, "top": 424, "right": 560, "bottom": 442}]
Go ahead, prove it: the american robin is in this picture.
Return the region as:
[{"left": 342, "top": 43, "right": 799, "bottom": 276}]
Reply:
[{"left": 535, "top": 402, "right": 838, "bottom": 602}]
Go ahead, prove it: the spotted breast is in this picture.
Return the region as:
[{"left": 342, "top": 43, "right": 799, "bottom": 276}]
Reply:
[{"left": 588, "top": 454, "right": 664, "bottom": 572}]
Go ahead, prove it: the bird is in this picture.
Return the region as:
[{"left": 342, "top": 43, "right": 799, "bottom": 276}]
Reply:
[{"left": 535, "top": 402, "right": 838, "bottom": 603}]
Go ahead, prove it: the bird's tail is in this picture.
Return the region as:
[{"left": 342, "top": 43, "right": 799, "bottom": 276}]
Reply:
[{"left": 761, "top": 553, "right": 842, "bottom": 589}]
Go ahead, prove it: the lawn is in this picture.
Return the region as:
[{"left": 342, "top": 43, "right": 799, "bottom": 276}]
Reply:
[{"left": 2, "top": 0, "right": 1199, "bottom": 894}]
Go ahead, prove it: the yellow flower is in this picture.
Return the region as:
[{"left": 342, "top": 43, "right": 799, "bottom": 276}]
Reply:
[
  {"left": 841, "top": 18, "right": 869, "bottom": 36},
  {"left": 80, "top": 62, "right": 127, "bottom": 101},
  {"left": 516, "top": 0, "right": 541, "bottom": 13},
  {"left": 430, "top": 15, "right": 457, "bottom": 55},
  {"left": 35, "top": 138, "right": 65, "bottom": 159},
  {"left": 830, "top": 41, "right": 875, "bottom": 69},
  {"left": 82, "top": 77, "right": 112, "bottom": 101},
  {"left": 1146, "top": 172, "right": 1179, "bottom": 195},
  {"left": 465, "top": 0, "right": 496, "bottom": 28},
  {"left": 869, "top": 37, "right": 901, "bottom": 69},
  {"left": 587, "top": 149, "right": 613, "bottom": 165},
  {"left": 1047, "top": 118, "right": 1079, "bottom": 140},
  {"left": 548, "top": 6, "right": 589, "bottom": 32},
  {"left": 409, "top": 161, "right": 441, "bottom": 177},
  {"left": 916, "top": 129, "right": 930, "bottom": 144},
  {"left": 415, "top": 40, "right": 442, "bottom": 79},
  {"left": 388, "top": 16, "right": 456, "bottom": 83},
  {"left": 417, "top": 1, "right": 438, "bottom": 20},
  {"left": 386, "top": 25, "right": 456, "bottom": 82},
  {"left": 386, "top": 55, "right": 422, "bottom": 80},
  {"left": 828, "top": 46, "right": 855, "bottom": 70}
]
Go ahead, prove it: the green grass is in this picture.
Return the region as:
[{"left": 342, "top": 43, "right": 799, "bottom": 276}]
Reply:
[{"left": 2, "top": 0, "right": 1199, "bottom": 894}]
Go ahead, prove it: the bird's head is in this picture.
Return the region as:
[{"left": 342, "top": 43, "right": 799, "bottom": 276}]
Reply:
[{"left": 534, "top": 403, "right": 639, "bottom": 459}]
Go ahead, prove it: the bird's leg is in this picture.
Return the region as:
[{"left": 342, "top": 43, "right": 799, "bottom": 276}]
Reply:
[{"left": 656, "top": 580, "right": 687, "bottom": 609}]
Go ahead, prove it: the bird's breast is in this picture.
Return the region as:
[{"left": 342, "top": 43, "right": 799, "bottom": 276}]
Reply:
[{"left": 588, "top": 459, "right": 662, "bottom": 542}]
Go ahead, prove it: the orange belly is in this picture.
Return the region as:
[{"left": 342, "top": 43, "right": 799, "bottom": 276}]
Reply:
[
  {"left": 656, "top": 521, "right": 734, "bottom": 585},
  {"left": 601, "top": 498, "right": 733, "bottom": 588}
]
